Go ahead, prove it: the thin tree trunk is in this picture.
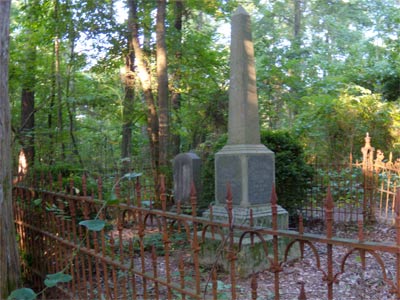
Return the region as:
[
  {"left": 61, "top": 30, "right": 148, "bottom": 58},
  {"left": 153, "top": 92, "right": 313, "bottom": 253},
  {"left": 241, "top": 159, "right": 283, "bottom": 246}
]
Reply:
[
  {"left": 65, "top": 26, "right": 84, "bottom": 168},
  {"left": 0, "top": 1, "right": 21, "bottom": 297},
  {"left": 121, "top": 52, "right": 135, "bottom": 174},
  {"left": 170, "top": 0, "right": 183, "bottom": 156},
  {"left": 156, "top": 0, "right": 169, "bottom": 168},
  {"left": 121, "top": 2, "right": 137, "bottom": 174},
  {"left": 294, "top": 0, "right": 301, "bottom": 45},
  {"left": 20, "top": 1, "right": 38, "bottom": 174},
  {"left": 21, "top": 87, "right": 35, "bottom": 168},
  {"left": 129, "top": 0, "right": 160, "bottom": 194},
  {"left": 54, "top": 0, "right": 65, "bottom": 160}
]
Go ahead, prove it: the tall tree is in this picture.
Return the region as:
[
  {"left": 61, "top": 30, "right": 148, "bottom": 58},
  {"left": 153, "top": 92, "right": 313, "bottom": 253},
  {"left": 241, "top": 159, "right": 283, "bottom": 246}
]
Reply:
[
  {"left": 0, "top": 0, "right": 21, "bottom": 297},
  {"left": 54, "top": 0, "right": 66, "bottom": 160},
  {"left": 170, "top": 0, "right": 183, "bottom": 156},
  {"left": 121, "top": 0, "right": 136, "bottom": 174},
  {"left": 130, "top": 0, "right": 160, "bottom": 190},
  {"left": 19, "top": 0, "right": 38, "bottom": 175},
  {"left": 156, "top": 0, "right": 169, "bottom": 168}
]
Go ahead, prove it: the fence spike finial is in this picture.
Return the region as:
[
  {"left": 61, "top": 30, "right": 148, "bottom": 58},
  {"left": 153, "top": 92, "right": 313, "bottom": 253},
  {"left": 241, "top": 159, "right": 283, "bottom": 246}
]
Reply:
[
  {"left": 299, "top": 214, "right": 304, "bottom": 235},
  {"left": 298, "top": 282, "right": 307, "bottom": 300},
  {"left": 226, "top": 182, "right": 232, "bottom": 203},
  {"left": 271, "top": 185, "right": 278, "bottom": 230},
  {"left": 358, "top": 220, "right": 364, "bottom": 242},
  {"left": 325, "top": 186, "right": 334, "bottom": 238},
  {"left": 190, "top": 181, "right": 197, "bottom": 217},
  {"left": 395, "top": 188, "right": 400, "bottom": 216},
  {"left": 160, "top": 175, "right": 167, "bottom": 211},
  {"left": 82, "top": 173, "right": 87, "bottom": 196},
  {"left": 226, "top": 183, "right": 233, "bottom": 228},
  {"left": 271, "top": 185, "right": 278, "bottom": 206}
]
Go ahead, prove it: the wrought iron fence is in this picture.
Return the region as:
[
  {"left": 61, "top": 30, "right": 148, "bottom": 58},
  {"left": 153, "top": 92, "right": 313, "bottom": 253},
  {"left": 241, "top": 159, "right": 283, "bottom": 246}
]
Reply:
[
  {"left": 356, "top": 134, "right": 400, "bottom": 224},
  {"left": 13, "top": 174, "right": 400, "bottom": 300},
  {"left": 300, "top": 163, "right": 366, "bottom": 224},
  {"left": 300, "top": 133, "right": 400, "bottom": 225}
]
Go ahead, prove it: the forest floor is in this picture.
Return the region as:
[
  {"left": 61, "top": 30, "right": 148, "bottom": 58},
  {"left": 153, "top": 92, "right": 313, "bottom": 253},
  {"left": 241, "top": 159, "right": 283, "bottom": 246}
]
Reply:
[{"left": 235, "top": 220, "right": 398, "bottom": 300}]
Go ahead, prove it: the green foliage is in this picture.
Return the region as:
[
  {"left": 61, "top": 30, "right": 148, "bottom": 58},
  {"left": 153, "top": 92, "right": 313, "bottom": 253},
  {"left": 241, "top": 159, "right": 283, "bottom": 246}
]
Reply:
[
  {"left": 260, "top": 130, "right": 313, "bottom": 217},
  {"left": 198, "top": 133, "right": 228, "bottom": 208},
  {"left": 7, "top": 288, "right": 36, "bottom": 300},
  {"left": 44, "top": 272, "right": 73, "bottom": 288},
  {"left": 294, "top": 84, "right": 395, "bottom": 163},
  {"left": 252, "top": 0, "right": 400, "bottom": 151},
  {"left": 309, "top": 166, "right": 364, "bottom": 208},
  {"left": 139, "top": 231, "right": 188, "bottom": 256},
  {"left": 79, "top": 220, "right": 106, "bottom": 232}
]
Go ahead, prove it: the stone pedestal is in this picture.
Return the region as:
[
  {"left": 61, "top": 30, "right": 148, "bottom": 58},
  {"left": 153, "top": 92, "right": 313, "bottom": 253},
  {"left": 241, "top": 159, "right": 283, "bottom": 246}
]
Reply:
[
  {"left": 200, "top": 204, "right": 295, "bottom": 278},
  {"left": 215, "top": 144, "right": 275, "bottom": 206},
  {"left": 203, "top": 204, "right": 288, "bottom": 229},
  {"left": 198, "top": 230, "right": 298, "bottom": 278}
]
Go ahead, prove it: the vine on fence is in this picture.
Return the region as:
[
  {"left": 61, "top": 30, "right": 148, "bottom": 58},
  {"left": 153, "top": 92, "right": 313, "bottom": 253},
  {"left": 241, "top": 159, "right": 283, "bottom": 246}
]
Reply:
[{"left": 7, "top": 172, "right": 141, "bottom": 300}]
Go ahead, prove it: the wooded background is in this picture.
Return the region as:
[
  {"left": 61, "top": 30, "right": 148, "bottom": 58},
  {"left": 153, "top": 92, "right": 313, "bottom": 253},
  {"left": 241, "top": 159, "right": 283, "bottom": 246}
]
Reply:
[{"left": 8, "top": 0, "right": 400, "bottom": 183}]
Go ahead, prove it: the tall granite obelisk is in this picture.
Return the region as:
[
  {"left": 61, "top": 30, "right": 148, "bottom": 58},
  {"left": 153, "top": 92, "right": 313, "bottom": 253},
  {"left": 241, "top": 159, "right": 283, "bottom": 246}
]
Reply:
[
  {"left": 200, "top": 7, "right": 294, "bottom": 277},
  {"left": 209, "top": 6, "right": 287, "bottom": 227}
]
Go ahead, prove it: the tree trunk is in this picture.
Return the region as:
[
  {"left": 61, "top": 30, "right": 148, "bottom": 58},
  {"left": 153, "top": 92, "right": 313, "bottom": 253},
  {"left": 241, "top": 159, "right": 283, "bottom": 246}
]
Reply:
[
  {"left": 156, "top": 0, "right": 169, "bottom": 168},
  {"left": 20, "top": 87, "right": 35, "bottom": 170},
  {"left": 20, "top": 44, "right": 35, "bottom": 171},
  {"left": 170, "top": 0, "right": 183, "bottom": 156},
  {"left": 129, "top": 0, "right": 160, "bottom": 195},
  {"left": 121, "top": 49, "right": 135, "bottom": 174},
  {"left": 19, "top": 1, "right": 39, "bottom": 174},
  {"left": 54, "top": 0, "right": 65, "bottom": 160},
  {"left": 0, "top": 1, "right": 21, "bottom": 297},
  {"left": 65, "top": 27, "right": 84, "bottom": 168},
  {"left": 294, "top": 0, "right": 301, "bottom": 45},
  {"left": 121, "top": 2, "right": 137, "bottom": 174}
]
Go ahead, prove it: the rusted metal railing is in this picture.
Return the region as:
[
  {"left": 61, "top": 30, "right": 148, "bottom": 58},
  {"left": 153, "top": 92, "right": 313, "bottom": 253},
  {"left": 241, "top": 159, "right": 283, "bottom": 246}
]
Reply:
[
  {"left": 354, "top": 133, "right": 400, "bottom": 224},
  {"left": 13, "top": 173, "right": 400, "bottom": 299},
  {"left": 302, "top": 133, "right": 400, "bottom": 225}
]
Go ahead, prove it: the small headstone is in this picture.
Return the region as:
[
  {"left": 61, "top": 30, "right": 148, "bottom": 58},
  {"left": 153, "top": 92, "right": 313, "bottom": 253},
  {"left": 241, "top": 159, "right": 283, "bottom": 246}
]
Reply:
[{"left": 173, "top": 152, "right": 202, "bottom": 205}]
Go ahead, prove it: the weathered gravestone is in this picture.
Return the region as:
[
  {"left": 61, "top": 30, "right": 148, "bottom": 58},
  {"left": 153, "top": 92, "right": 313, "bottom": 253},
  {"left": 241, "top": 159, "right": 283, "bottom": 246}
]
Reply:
[
  {"left": 173, "top": 152, "right": 202, "bottom": 206},
  {"left": 200, "top": 6, "right": 297, "bottom": 277}
]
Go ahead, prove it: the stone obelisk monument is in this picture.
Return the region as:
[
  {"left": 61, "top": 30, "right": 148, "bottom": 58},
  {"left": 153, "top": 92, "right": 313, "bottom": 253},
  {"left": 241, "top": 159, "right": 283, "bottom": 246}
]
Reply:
[
  {"left": 200, "top": 7, "right": 294, "bottom": 277},
  {"left": 208, "top": 6, "right": 288, "bottom": 227}
]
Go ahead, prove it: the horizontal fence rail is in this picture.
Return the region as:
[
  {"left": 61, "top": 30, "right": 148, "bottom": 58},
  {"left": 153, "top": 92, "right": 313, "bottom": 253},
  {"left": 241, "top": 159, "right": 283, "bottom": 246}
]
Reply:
[{"left": 13, "top": 175, "right": 400, "bottom": 300}]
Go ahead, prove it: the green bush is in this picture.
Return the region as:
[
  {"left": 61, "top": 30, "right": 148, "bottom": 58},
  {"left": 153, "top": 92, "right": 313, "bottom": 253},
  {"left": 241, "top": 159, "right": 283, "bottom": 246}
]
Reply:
[{"left": 260, "top": 130, "right": 313, "bottom": 217}]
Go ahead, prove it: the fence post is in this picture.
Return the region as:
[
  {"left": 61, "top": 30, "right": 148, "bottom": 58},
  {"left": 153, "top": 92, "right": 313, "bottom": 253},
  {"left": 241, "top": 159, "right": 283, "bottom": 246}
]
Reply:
[
  {"left": 226, "top": 183, "right": 237, "bottom": 300},
  {"left": 190, "top": 183, "right": 201, "bottom": 297},
  {"left": 395, "top": 187, "right": 400, "bottom": 299},
  {"left": 271, "top": 186, "right": 281, "bottom": 300},
  {"left": 361, "top": 133, "right": 375, "bottom": 223},
  {"left": 325, "top": 187, "right": 334, "bottom": 300}
]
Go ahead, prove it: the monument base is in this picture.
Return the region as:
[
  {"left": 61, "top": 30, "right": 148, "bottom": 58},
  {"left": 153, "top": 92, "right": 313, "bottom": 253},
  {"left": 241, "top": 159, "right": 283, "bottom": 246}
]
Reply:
[
  {"left": 203, "top": 204, "right": 289, "bottom": 228},
  {"left": 215, "top": 144, "right": 275, "bottom": 207},
  {"left": 200, "top": 205, "right": 299, "bottom": 277},
  {"left": 198, "top": 232, "right": 298, "bottom": 278}
]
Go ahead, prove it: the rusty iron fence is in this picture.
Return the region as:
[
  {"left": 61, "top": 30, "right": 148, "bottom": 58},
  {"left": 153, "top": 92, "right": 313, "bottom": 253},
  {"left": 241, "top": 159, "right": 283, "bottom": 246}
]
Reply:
[
  {"left": 299, "top": 162, "right": 366, "bottom": 224},
  {"left": 355, "top": 133, "right": 400, "bottom": 224},
  {"left": 13, "top": 173, "right": 400, "bottom": 300},
  {"left": 300, "top": 133, "right": 400, "bottom": 225}
]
